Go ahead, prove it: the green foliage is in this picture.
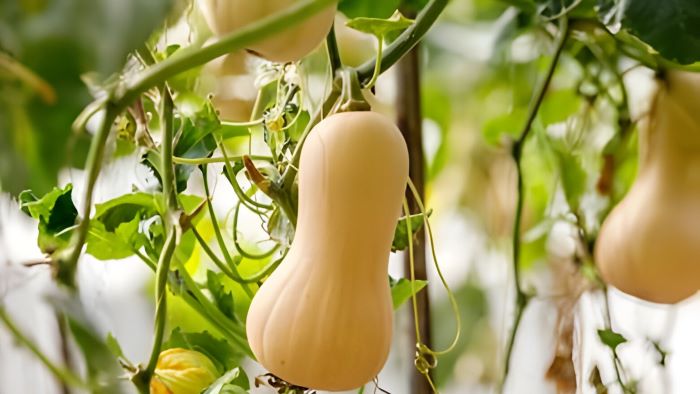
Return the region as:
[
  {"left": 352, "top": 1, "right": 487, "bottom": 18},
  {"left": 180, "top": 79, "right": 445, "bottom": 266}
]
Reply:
[
  {"left": 599, "top": 0, "right": 700, "bottom": 65},
  {"left": 86, "top": 193, "right": 157, "bottom": 260},
  {"left": 207, "top": 271, "right": 236, "bottom": 320},
  {"left": 392, "top": 210, "right": 432, "bottom": 252},
  {"left": 597, "top": 328, "right": 627, "bottom": 351},
  {"left": 339, "top": 0, "right": 400, "bottom": 19},
  {"left": 167, "top": 95, "right": 223, "bottom": 192},
  {"left": 164, "top": 328, "right": 244, "bottom": 372},
  {"left": 390, "top": 277, "right": 428, "bottom": 309},
  {"left": 346, "top": 11, "right": 414, "bottom": 38},
  {"left": 203, "top": 368, "right": 249, "bottom": 394},
  {"left": 19, "top": 184, "right": 77, "bottom": 253},
  {"left": 0, "top": 0, "right": 173, "bottom": 195}
]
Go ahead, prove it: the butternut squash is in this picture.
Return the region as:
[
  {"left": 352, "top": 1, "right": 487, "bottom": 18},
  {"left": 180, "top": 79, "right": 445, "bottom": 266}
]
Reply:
[
  {"left": 197, "top": 0, "right": 337, "bottom": 63},
  {"left": 246, "top": 111, "right": 409, "bottom": 390},
  {"left": 596, "top": 70, "right": 700, "bottom": 304}
]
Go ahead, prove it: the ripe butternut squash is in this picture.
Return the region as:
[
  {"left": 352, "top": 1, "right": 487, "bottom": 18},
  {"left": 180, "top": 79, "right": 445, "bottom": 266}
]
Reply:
[
  {"left": 246, "top": 111, "right": 409, "bottom": 390},
  {"left": 596, "top": 70, "right": 700, "bottom": 304},
  {"left": 197, "top": 0, "right": 337, "bottom": 63}
]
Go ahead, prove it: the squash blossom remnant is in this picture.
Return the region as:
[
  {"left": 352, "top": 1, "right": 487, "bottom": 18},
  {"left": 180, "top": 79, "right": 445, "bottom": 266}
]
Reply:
[{"left": 150, "top": 348, "right": 219, "bottom": 394}]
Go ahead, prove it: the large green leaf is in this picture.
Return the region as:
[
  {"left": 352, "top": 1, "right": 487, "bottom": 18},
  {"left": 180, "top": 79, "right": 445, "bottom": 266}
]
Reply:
[
  {"left": 86, "top": 193, "right": 158, "bottom": 260},
  {"left": 599, "top": 0, "right": 700, "bottom": 65},
  {"left": 0, "top": 0, "right": 173, "bottom": 195}
]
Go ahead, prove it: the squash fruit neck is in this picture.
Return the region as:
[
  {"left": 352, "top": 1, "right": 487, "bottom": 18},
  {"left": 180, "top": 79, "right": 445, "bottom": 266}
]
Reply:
[{"left": 643, "top": 84, "right": 700, "bottom": 175}]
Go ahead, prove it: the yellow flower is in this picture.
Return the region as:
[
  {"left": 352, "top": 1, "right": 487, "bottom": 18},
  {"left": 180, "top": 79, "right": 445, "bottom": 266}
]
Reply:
[{"left": 150, "top": 348, "right": 219, "bottom": 394}]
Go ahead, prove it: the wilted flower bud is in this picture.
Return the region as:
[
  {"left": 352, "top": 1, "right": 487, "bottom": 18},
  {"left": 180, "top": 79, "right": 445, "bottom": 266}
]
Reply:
[{"left": 150, "top": 348, "right": 219, "bottom": 394}]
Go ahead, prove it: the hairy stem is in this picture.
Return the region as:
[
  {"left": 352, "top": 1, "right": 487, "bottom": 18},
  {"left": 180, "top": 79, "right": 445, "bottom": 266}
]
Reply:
[
  {"left": 62, "top": 104, "right": 119, "bottom": 288},
  {"left": 142, "top": 87, "right": 180, "bottom": 388},
  {"left": 500, "top": 17, "right": 569, "bottom": 392}
]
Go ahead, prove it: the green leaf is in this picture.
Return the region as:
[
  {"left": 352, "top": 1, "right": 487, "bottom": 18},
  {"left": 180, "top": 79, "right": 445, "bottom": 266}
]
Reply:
[
  {"left": 267, "top": 208, "right": 294, "bottom": 246},
  {"left": 207, "top": 271, "right": 235, "bottom": 320},
  {"left": 286, "top": 110, "right": 311, "bottom": 143},
  {"left": 86, "top": 193, "right": 158, "bottom": 260},
  {"left": 557, "top": 151, "right": 587, "bottom": 212},
  {"left": 346, "top": 11, "right": 414, "bottom": 38},
  {"left": 19, "top": 184, "right": 78, "bottom": 253},
  {"left": 392, "top": 210, "right": 432, "bottom": 252},
  {"left": 390, "top": 277, "right": 428, "bottom": 309},
  {"left": 482, "top": 108, "right": 528, "bottom": 146},
  {"left": 105, "top": 332, "right": 127, "bottom": 361},
  {"left": 539, "top": 90, "right": 581, "bottom": 126},
  {"left": 203, "top": 368, "right": 248, "bottom": 394},
  {"left": 597, "top": 328, "right": 627, "bottom": 351},
  {"left": 164, "top": 328, "right": 244, "bottom": 372},
  {"left": 172, "top": 98, "right": 222, "bottom": 192},
  {"left": 599, "top": 0, "right": 700, "bottom": 65},
  {"left": 87, "top": 216, "right": 146, "bottom": 260},
  {"left": 339, "top": 0, "right": 400, "bottom": 19}
]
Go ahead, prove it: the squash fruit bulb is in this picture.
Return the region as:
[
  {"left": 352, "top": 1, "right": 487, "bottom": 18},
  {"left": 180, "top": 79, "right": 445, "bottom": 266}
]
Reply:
[
  {"left": 246, "top": 112, "right": 409, "bottom": 390},
  {"left": 596, "top": 71, "right": 700, "bottom": 304},
  {"left": 197, "top": 0, "right": 337, "bottom": 63}
]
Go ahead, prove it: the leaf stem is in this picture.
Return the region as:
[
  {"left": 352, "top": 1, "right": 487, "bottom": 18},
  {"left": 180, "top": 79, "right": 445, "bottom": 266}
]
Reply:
[
  {"left": 500, "top": 17, "right": 569, "bottom": 392},
  {"left": 364, "top": 37, "right": 384, "bottom": 90}
]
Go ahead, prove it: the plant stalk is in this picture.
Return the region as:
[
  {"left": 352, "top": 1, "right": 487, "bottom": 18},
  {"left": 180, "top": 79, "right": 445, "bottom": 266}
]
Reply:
[{"left": 500, "top": 17, "right": 569, "bottom": 392}]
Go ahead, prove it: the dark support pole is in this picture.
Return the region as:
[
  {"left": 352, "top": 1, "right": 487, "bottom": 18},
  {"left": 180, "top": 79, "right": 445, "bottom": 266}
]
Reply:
[{"left": 395, "top": 24, "right": 433, "bottom": 394}]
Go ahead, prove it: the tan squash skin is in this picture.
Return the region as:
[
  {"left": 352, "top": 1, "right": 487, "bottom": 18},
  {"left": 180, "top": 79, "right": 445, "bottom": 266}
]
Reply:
[
  {"left": 246, "top": 112, "right": 409, "bottom": 390},
  {"left": 197, "top": 0, "right": 336, "bottom": 63},
  {"left": 595, "top": 71, "right": 700, "bottom": 304}
]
